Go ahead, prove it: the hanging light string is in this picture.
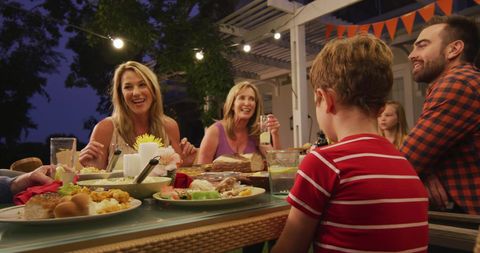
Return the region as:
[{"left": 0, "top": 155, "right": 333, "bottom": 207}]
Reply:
[{"left": 0, "top": 1, "right": 124, "bottom": 49}]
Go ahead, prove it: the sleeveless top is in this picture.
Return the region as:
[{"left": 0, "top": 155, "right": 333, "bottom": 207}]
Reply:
[
  {"left": 107, "top": 117, "right": 170, "bottom": 171},
  {"left": 214, "top": 121, "right": 258, "bottom": 159}
]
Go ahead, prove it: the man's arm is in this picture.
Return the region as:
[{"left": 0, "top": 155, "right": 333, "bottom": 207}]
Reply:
[{"left": 400, "top": 79, "right": 479, "bottom": 173}]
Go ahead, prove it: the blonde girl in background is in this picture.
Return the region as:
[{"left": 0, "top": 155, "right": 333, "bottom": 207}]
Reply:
[{"left": 377, "top": 100, "right": 408, "bottom": 149}]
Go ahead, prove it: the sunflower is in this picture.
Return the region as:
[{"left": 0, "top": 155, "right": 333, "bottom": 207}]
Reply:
[{"left": 133, "top": 134, "right": 164, "bottom": 151}]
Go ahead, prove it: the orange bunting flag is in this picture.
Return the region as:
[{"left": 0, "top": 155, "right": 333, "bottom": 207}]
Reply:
[
  {"left": 385, "top": 17, "right": 399, "bottom": 40},
  {"left": 358, "top": 24, "right": 370, "bottom": 34},
  {"left": 372, "top": 22, "right": 385, "bottom": 38},
  {"left": 326, "top": 24, "right": 335, "bottom": 40},
  {"left": 437, "top": 0, "right": 453, "bottom": 15},
  {"left": 475, "top": 0, "right": 480, "bottom": 4},
  {"left": 337, "top": 25, "right": 346, "bottom": 38},
  {"left": 418, "top": 3, "right": 435, "bottom": 22},
  {"left": 347, "top": 25, "right": 358, "bottom": 37},
  {"left": 401, "top": 11, "right": 416, "bottom": 35}
]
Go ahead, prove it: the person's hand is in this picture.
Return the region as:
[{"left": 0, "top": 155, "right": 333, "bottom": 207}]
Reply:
[
  {"left": 180, "top": 137, "right": 197, "bottom": 166},
  {"left": 78, "top": 140, "right": 105, "bottom": 168},
  {"left": 10, "top": 165, "right": 55, "bottom": 195},
  {"left": 425, "top": 174, "right": 450, "bottom": 211},
  {"left": 266, "top": 114, "right": 281, "bottom": 136}
]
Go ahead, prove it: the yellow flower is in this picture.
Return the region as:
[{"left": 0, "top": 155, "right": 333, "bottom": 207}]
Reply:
[{"left": 133, "top": 134, "right": 164, "bottom": 151}]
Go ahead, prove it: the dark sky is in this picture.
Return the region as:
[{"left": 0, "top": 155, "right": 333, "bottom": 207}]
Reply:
[{"left": 21, "top": 29, "right": 102, "bottom": 144}]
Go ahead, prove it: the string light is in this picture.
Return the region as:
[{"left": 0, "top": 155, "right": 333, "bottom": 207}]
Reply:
[
  {"left": 112, "top": 38, "right": 125, "bottom": 49},
  {"left": 271, "top": 29, "right": 281, "bottom": 40},
  {"left": 195, "top": 50, "right": 204, "bottom": 60},
  {"left": 241, "top": 40, "right": 251, "bottom": 53}
]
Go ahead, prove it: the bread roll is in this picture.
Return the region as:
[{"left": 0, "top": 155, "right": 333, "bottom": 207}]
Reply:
[
  {"left": 54, "top": 193, "right": 90, "bottom": 218},
  {"left": 54, "top": 201, "right": 81, "bottom": 218},
  {"left": 212, "top": 153, "right": 264, "bottom": 172}
]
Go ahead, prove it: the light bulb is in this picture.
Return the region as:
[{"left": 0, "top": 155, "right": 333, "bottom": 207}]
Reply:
[
  {"left": 274, "top": 32, "right": 281, "bottom": 40},
  {"left": 195, "top": 51, "right": 204, "bottom": 60},
  {"left": 243, "top": 44, "right": 251, "bottom": 53},
  {"left": 112, "top": 38, "right": 124, "bottom": 49}
]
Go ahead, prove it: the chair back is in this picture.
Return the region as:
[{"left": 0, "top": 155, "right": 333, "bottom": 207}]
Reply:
[{"left": 10, "top": 157, "right": 43, "bottom": 172}]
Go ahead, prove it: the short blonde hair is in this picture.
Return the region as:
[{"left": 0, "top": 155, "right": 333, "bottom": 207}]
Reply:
[
  {"left": 111, "top": 61, "right": 169, "bottom": 146},
  {"left": 310, "top": 34, "right": 393, "bottom": 116},
  {"left": 222, "top": 81, "right": 263, "bottom": 139}
]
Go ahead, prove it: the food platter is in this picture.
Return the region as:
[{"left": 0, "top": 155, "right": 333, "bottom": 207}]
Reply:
[
  {"left": 78, "top": 171, "right": 123, "bottom": 181},
  {"left": 0, "top": 199, "right": 141, "bottom": 224},
  {"left": 153, "top": 187, "right": 265, "bottom": 206}
]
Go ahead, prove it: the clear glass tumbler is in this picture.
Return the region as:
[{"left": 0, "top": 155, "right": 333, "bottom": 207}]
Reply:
[{"left": 266, "top": 150, "right": 299, "bottom": 197}]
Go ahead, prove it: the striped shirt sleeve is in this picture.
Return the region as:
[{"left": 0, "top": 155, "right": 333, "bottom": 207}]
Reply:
[{"left": 287, "top": 150, "right": 340, "bottom": 218}]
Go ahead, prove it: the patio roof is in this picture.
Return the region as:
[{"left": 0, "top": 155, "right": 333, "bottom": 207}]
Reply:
[{"left": 218, "top": 0, "right": 480, "bottom": 83}]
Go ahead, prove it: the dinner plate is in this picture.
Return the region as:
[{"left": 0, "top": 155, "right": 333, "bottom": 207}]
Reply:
[
  {"left": 0, "top": 199, "right": 141, "bottom": 224},
  {"left": 152, "top": 187, "right": 266, "bottom": 206},
  {"left": 78, "top": 171, "right": 123, "bottom": 181}
]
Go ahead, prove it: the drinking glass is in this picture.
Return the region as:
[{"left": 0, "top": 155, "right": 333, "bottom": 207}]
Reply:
[
  {"left": 50, "top": 137, "right": 77, "bottom": 183},
  {"left": 266, "top": 150, "right": 299, "bottom": 197},
  {"left": 260, "top": 115, "right": 271, "bottom": 145}
]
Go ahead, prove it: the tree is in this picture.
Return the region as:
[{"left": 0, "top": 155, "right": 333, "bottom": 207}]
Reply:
[
  {"left": 61, "top": 0, "right": 238, "bottom": 126},
  {"left": 0, "top": 0, "right": 62, "bottom": 146}
]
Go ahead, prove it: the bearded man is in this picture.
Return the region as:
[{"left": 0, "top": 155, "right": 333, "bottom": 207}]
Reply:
[{"left": 400, "top": 15, "right": 480, "bottom": 214}]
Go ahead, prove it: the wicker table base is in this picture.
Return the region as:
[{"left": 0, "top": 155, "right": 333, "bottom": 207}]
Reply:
[{"left": 71, "top": 210, "right": 289, "bottom": 253}]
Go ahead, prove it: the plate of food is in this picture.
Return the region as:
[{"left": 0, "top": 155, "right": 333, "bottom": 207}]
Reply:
[
  {"left": 0, "top": 186, "right": 141, "bottom": 224},
  {"left": 77, "top": 167, "right": 123, "bottom": 181},
  {"left": 153, "top": 177, "right": 266, "bottom": 206}
]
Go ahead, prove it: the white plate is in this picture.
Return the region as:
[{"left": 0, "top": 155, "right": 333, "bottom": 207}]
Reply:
[
  {"left": 0, "top": 199, "right": 141, "bottom": 224},
  {"left": 78, "top": 171, "right": 123, "bottom": 181},
  {"left": 153, "top": 187, "right": 265, "bottom": 206}
]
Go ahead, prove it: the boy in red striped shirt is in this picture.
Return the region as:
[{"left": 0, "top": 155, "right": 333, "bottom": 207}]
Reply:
[{"left": 272, "top": 34, "right": 429, "bottom": 253}]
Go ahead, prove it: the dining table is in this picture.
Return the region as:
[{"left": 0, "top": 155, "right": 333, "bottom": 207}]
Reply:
[{"left": 0, "top": 193, "right": 479, "bottom": 253}]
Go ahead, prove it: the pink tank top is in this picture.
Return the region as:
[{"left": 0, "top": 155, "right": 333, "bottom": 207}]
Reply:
[{"left": 214, "top": 121, "right": 258, "bottom": 159}]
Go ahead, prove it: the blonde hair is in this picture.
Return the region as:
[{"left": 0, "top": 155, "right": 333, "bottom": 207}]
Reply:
[
  {"left": 380, "top": 100, "right": 409, "bottom": 148},
  {"left": 309, "top": 34, "right": 393, "bottom": 116},
  {"left": 110, "top": 61, "right": 169, "bottom": 146},
  {"left": 222, "top": 81, "right": 263, "bottom": 140}
]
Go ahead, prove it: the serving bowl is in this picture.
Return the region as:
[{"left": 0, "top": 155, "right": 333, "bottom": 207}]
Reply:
[
  {"left": 77, "top": 171, "right": 124, "bottom": 181},
  {"left": 77, "top": 176, "right": 171, "bottom": 199}
]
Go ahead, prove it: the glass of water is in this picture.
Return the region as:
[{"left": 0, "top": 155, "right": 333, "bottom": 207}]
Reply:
[{"left": 266, "top": 150, "right": 299, "bottom": 198}]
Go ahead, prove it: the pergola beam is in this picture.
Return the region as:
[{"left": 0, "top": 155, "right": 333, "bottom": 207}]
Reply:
[
  {"left": 231, "top": 53, "right": 291, "bottom": 70},
  {"left": 233, "top": 70, "right": 260, "bottom": 80},
  {"left": 240, "top": 0, "right": 362, "bottom": 43}
]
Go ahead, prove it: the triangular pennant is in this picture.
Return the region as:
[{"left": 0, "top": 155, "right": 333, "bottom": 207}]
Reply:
[
  {"left": 326, "top": 24, "right": 334, "bottom": 40},
  {"left": 347, "top": 25, "right": 358, "bottom": 37},
  {"left": 401, "top": 11, "right": 416, "bottom": 35},
  {"left": 358, "top": 24, "right": 370, "bottom": 34},
  {"left": 437, "top": 0, "right": 453, "bottom": 15},
  {"left": 372, "top": 22, "right": 385, "bottom": 38},
  {"left": 385, "top": 17, "right": 399, "bottom": 40},
  {"left": 337, "top": 25, "right": 346, "bottom": 38},
  {"left": 418, "top": 3, "right": 435, "bottom": 22},
  {"left": 475, "top": 0, "right": 480, "bottom": 4}
]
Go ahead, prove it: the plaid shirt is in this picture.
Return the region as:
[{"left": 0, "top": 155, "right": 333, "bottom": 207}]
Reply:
[{"left": 400, "top": 63, "right": 480, "bottom": 214}]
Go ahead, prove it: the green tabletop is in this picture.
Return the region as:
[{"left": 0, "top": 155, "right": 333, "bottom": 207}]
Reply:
[{"left": 0, "top": 194, "right": 289, "bottom": 253}]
